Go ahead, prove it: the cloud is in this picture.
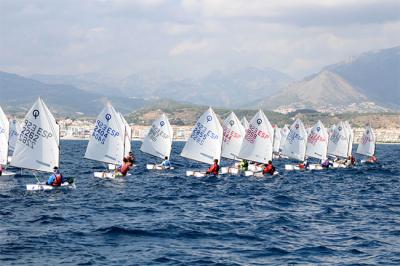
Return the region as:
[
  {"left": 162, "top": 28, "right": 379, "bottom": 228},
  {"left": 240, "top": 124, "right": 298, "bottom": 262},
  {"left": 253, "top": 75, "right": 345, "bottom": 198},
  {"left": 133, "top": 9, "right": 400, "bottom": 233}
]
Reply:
[
  {"left": 169, "top": 40, "right": 210, "bottom": 56},
  {"left": 0, "top": 0, "right": 399, "bottom": 79}
]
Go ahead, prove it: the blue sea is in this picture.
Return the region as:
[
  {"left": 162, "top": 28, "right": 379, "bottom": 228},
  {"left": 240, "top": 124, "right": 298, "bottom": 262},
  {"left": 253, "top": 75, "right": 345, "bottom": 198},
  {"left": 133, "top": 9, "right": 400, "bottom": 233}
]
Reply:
[{"left": 0, "top": 141, "right": 399, "bottom": 265}]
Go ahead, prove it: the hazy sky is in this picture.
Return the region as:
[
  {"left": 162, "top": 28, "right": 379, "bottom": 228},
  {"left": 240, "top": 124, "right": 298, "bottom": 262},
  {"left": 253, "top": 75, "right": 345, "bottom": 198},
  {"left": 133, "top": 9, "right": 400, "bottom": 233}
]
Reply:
[{"left": 1, "top": 0, "right": 399, "bottom": 79}]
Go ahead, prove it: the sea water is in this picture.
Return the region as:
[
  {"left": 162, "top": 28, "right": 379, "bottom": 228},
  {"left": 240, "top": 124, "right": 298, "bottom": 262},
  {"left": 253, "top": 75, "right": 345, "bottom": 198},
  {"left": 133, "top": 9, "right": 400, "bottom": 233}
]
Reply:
[{"left": 0, "top": 141, "right": 399, "bottom": 265}]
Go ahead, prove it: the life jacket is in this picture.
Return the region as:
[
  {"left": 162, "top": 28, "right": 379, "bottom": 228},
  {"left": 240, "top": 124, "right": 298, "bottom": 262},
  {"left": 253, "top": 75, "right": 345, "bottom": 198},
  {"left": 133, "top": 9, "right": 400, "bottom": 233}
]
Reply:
[
  {"left": 299, "top": 163, "right": 305, "bottom": 169},
  {"left": 207, "top": 163, "right": 220, "bottom": 175},
  {"left": 119, "top": 163, "right": 130, "bottom": 176},
  {"left": 263, "top": 164, "right": 275, "bottom": 175},
  {"left": 52, "top": 174, "right": 63, "bottom": 186}
]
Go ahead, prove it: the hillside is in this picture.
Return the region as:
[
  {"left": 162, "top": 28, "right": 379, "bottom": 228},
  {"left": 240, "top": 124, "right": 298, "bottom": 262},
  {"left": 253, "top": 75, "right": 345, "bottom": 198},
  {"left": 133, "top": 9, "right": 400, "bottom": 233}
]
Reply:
[
  {"left": 325, "top": 46, "right": 400, "bottom": 107},
  {"left": 252, "top": 46, "right": 400, "bottom": 113},
  {"left": 32, "top": 67, "right": 294, "bottom": 108},
  {"left": 0, "top": 71, "right": 150, "bottom": 117}
]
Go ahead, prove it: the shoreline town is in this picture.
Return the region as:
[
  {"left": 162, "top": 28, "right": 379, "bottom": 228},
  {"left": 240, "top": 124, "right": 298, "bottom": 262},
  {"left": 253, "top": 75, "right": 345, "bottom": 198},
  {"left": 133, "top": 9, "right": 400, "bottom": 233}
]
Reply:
[{"left": 57, "top": 119, "right": 400, "bottom": 143}]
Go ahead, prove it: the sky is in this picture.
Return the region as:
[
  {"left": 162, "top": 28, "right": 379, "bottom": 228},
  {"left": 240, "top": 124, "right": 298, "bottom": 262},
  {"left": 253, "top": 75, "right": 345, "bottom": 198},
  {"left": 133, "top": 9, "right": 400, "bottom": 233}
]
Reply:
[{"left": 0, "top": 0, "right": 399, "bottom": 79}]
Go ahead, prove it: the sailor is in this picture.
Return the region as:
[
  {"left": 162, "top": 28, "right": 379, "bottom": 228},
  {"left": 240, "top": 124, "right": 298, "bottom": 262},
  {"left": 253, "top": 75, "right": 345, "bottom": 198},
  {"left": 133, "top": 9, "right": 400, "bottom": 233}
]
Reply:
[
  {"left": 239, "top": 159, "right": 248, "bottom": 171},
  {"left": 125, "top": 151, "right": 136, "bottom": 163},
  {"left": 299, "top": 159, "right": 309, "bottom": 170},
  {"left": 160, "top": 156, "right": 171, "bottom": 169},
  {"left": 117, "top": 158, "right": 133, "bottom": 176},
  {"left": 206, "top": 159, "right": 220, "bottom": 175},
  {"left": 321, "top": 158, "right": 331, "bottom": 168},
  {"left": 368, "top": 154, "right": 377, "bottom": 163},
  {"left": 263, "top": 160, "right": 276, "bottom": 175},
  {"left": 0, "top": 164, "right": 3, "bottom": 176},
  {"left": 46, "top": 167, "right": 63, "bottom": 186}
]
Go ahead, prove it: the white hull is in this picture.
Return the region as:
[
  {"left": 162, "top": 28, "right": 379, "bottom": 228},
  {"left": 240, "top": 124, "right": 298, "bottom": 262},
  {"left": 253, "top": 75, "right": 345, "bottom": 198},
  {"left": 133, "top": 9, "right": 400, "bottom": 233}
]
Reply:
[
  {"left": 308, "top": 164, "right": 324, "bottom": 170},
  {"left": 248, "top": 164, "right": 263, "bottom": 172},
  {"left": 245, "top": 170, "right": 279, "bottom": 177},
  {"left": 186, "top": 170, "right": 207, "bottom": 177},
  {"left": 285, "top": 164, "right": 325, "bottom": 171},
  {"left": 220, "top": 167, "right": 239, "bottom": 175},
  {"left": 146, "top": 164, "right": 175, "bottom": 170},
  {"left": 1, "top": 171, "right": 16, "bottom": 176},
  {"left": 94, "top": 171, "right": 132, "bottom": 179},
  {"left": 26, "top": 182, "right": 76, "bottom": 191},
  {"left": 285, "top": 164, "right": 302, "bottom": 171}
]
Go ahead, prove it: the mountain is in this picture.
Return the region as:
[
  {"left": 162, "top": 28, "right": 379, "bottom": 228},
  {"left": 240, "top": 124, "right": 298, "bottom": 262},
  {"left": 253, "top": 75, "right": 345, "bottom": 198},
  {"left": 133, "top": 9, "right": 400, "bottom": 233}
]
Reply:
[
  {"left": 0, "top": 71, "right": 149, "bottom": 117},
  {"left": 30, "top": 73, "right": 123, "bottom": 97},
  {"left": 325, "top": 46, "right": 400, "bottom": 107},
  {"left": 32, "top": 67, "right": 294, "bottom": 108},
  {"left": 253, "top": 46, "right": 400, "bottom": 113}
]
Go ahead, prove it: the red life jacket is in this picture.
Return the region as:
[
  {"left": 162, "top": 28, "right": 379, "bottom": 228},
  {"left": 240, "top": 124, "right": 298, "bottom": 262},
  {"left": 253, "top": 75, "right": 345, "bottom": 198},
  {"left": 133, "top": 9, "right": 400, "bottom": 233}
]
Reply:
[
  {"left": 207, "top": 163, "right": 220, "bottom": 175},
  {"left": 52, "top": 174, "right": 62, "bottom": 186},
  {"left": 263, "top": 164, "right": 275, "bottom": 175},
  {"left": 119, "top": 164, "right": 130, "bottom": 176}
]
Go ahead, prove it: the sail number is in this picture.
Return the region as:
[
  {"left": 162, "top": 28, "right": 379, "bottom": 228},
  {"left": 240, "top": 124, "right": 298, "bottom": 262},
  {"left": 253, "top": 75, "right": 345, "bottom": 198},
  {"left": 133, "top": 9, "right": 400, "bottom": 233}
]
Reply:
[
  {"left": 223, "top": 126, "right": 241, "bottom": 143},
  {"left": 18, "top": 119, "right": 53, "bottom": 149},
  {"left": 92, "top": 120, "right": 120, "bottom": 144},
  {"left": 245, "top": 124, "right": 270, "bottom": 144},
  {"left": 286, "top": 130, "right": 304, "bottom": 145},
  {"left": 307, "top": 133, "right": 326, "bottom": 145},
  {"left": 148, "top": 124, "right": 169, "bottom": 142},
  {"left": 191, "top": 122, "right": 218, "bottom": 145}
]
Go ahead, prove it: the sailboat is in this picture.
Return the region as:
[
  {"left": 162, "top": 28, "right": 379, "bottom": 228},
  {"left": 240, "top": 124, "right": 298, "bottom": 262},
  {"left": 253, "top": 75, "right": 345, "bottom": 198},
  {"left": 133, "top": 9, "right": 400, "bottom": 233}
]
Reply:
[
  {"left": 305, "top": 120, "right": 328, "bottom": 170},
  {"left": 8, "top": 119, "right": 21, "bottom": 163},
  {"left": 344, "top": 121, "right": 354, "bottom": 157},
  {"left": 85, "top": 103, "right": 128, "bottom": 178},
  {"left": 181, "top": 107, "right": 223, "bottom": 177},
  {"left": 10, "top": 98, "right": 74, "bottom": 190},
  {"left": 107, "top": 112, "right": 132, "bottom": 170},
  {"left": 272, "top": 125, "right": 281, "bottom": 158},
  {"left": 220, "top": 112, "right": 245, "bottom": 175},
  {"left": 327, "top": 121, "right": 350, "bottom": 168},
  {"left": 0, "top": 105, "right": 15, "bottom": 176},
  {"left": 140, "top": 113, "right": 174, "bottom": 170},
  {"left": 237, "top": 110, "right": 275, "bottom": 177},
  {"left": 241, "top": 116, "right": 249, "bottom": 129},
  {"left": 357, "top": 124, "right": 376, "bottom": 163},
  {"left": 283, "top": 118, "right": 308, "bottom": 171}
]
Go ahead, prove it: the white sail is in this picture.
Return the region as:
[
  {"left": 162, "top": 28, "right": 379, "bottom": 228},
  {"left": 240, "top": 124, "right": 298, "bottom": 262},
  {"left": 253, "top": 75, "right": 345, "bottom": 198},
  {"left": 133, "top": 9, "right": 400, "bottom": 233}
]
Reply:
[
  {"left": 0, "top": 106, "right": 9, "bottom": 165},
  {"left": 221, "top": 112, "right": 245, "bottom": 160},
  {"left": 181, "top": 107, "right": 223, "bottom": 164},
  {"left": 119, "top": 113, "right": 132, "bottom": 157},
  {"left": 8, "top": 119, "right": 21, "bottom": 155},
  {"left": 306, "top": 120, "right": 328, "bottom": 160},
  {"left": 140, "top": 113, "right": 173, "bottom": 159},
  {"left": 10, "top": 98, "right": 59, "bottom": 172},
  {"left": 344, "top": 121, "right": 354, "bottom": 156},
  {"left": 279, "top": 125, "right": 289, "bottom": 151},
  {"left": 273, "top": 126, "right": 281, "bottom": 153},
  {"left": 327, "top": 121, "right": 349, "bottom": 158},
  {"left": 84, "top": 103, "right": 125, "bottom": 165},
  {"left": 356, "top": 125, "right": 376, "bottom": 157},
  {"left": 282, "top": 118, "right": 307, "bottom": 161},
  {"left": 238, "top": 110, "right": 274, "bottom": 164},
  {"left": 240, "top": 117, "right": 249, "bottom": 129}
]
